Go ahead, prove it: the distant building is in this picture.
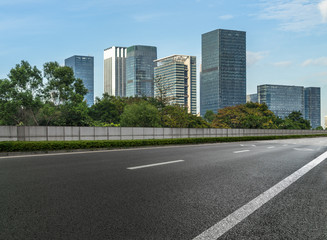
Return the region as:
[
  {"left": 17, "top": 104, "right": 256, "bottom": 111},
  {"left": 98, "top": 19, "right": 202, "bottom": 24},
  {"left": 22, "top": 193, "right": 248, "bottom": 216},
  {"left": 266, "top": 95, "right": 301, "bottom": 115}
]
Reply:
[
  {"left": 246, "top": 94, "right": 258, "bottom": 103},
  {"left": 154, "top": 55, "right": 197, "bottom": 114},
  {"left": 126, "top": 45, "right": 157, "bottom": 97},
  {"left": 104, "top": 46, "right": 127, "bottom": 97},
  {"left": 257, "top": 84, "right": 304, "bottom": 119},
  {"left": 304, "top": 87, "right": 321, "bottom": 129},
  {"left": 65, "top": 55, "right": 94, "bottom": 106},
  {"left": 200, "top": 29, "right": 246, "bottom": 116}
]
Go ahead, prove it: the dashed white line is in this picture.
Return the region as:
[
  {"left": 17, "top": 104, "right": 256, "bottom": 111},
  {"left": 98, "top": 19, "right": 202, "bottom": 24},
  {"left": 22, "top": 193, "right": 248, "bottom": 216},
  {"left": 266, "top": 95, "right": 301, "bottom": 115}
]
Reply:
[
  {"left": 294, "top": 148, "right": 314, "bottom": 151},
  {"left": 127, "top": 160, "right": 184, "bottom": 170},
  {"left": 233, "top": 150, "right": 250, "bottom": 154},
  {"left": 267, "top": 146, "right": 275, "bottom": 149},
  {"left": 193, "top": 150, "right": 327, "bottom": 240}
]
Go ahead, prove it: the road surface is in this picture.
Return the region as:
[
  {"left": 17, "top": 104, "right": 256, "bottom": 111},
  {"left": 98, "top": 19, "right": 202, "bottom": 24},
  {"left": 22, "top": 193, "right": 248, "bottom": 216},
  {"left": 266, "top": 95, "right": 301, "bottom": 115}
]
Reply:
[{"left": 1, "top": 137, "right": 327, "bottom": 239}]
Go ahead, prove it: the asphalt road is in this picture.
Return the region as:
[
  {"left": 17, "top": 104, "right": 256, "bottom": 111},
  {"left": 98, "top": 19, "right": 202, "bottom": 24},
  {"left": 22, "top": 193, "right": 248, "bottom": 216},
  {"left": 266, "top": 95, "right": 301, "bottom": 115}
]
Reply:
[{"left": 1, "top": 137, "right": 327, "bottom": 239}]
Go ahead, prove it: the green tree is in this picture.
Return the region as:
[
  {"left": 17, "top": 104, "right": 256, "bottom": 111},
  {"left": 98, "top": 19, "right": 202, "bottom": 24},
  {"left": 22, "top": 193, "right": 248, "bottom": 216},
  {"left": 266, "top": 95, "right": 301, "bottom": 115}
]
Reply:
[
  {"left": 120, "top": 101, "right": 161, "bottom": 127},
  {"left": 89, "top": 93, "right": 125, "bottom": 124},
  {"left": 212, "top": 102, "right": 280, "bottom": 129},
  {"left": 162, "top": 105, "right": 209, "bottom": 128},
  {"left": 0, "top": 61, "right": 44, "bottom": 125},
  {"left": 204, "top": 110, "right": 215, "bottom": 123},
  {"left": 279, "top": 111, "right": 311, "bottom": 130}
]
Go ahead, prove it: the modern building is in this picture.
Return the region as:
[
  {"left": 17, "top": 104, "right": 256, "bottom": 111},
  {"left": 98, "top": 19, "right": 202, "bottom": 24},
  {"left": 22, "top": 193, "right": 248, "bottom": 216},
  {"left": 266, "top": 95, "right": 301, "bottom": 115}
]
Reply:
[
  {"left": 200, "top": 29, "right": 246, "bottom": 116},
  {"left": 304, "top": 87, "right": 321, "bottom": 129},
  {"left": 65, "top": 55, "right": 94, "bottom": 106},
  {"left": 126, "top": 45, "right": 157, "bottom": 97},
  {"left": 154, "top": 55, "right": 197, "bottom": 114},
  {"left": 104, "top": 46, "right": 127, "bottom": 97},
  {"left": 246, "top": 94, "right": 258, "bottom": 103},
  {"left": 257, "top": 84, "right": 304, "bottom": 119}
]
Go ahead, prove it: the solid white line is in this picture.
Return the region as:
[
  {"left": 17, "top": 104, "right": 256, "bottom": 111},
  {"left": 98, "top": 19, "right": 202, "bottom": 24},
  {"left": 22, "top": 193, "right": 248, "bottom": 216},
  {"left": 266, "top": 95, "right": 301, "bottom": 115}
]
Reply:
[
  {"left": 127, "top": 160, "right": 184, "bottom": 170},
  {"left": 193, "top": 150, "right": 327, "bottom": 240},
  {"left": 233, "top": 150, "right": 250, "bottom": 154}
]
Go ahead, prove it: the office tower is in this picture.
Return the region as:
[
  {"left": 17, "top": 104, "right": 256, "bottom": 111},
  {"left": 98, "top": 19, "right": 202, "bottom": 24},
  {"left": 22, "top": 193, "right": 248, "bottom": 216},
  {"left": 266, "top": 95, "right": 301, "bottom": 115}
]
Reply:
[
  {"left": 126, "top": 45, "right": 157, "bottom": 97},
  {"left": 104, "top": 46, "right": 127, "bottom": 97},
  {"left": 304, "top": 87, "right": 321, "bottom": 129},
  {"left": 257, "top": 84, "right": 304, "bottom": 119},
  {"left": 154, "top": 55, "right": 197, "bottom": 114},
  {"left": 246, "top": 94, "right": 258, "bottom": 103},
  {"left": 65, "top": 55, "right": 94, "bottom": 106},
  {"left": 200, "top": 29, "right": 246, "bottom": 116}
]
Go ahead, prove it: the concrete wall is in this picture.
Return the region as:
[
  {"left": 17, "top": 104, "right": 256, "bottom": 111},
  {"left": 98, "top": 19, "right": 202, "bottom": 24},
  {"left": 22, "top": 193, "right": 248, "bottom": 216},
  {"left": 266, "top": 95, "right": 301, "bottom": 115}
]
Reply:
[{"left": 0, "top": 126, "right": 325, "bottom": 142}]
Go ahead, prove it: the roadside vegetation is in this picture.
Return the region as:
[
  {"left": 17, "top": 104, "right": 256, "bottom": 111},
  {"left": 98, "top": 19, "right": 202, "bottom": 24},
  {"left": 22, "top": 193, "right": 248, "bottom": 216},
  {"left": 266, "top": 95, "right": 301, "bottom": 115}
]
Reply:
[{"left": 0, "top": 60, "right": 323, "bottom": 130}]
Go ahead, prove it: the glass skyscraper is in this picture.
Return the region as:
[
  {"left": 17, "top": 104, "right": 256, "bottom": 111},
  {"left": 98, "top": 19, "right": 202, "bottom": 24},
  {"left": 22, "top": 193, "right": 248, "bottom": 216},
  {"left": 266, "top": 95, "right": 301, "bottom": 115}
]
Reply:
[
  {"left": 65, "top": 55, "right": 94, "bottom": 106},
  {"left": 200, "top": 29, "right": 246, "bottom": 116},
  {"left": 304, "top": 87, "right": 321, "bottom": 129},
  {"left": 257, "top": 84, "right": 304, "bottom": 119},
  {"left": 126, "top": 45, "right": 157, "bottom": 97},
  {"left": 154, "top": 55, "right": 197, "bottom": 114},
  {"left": 104, "top": 46, "right": 127, "bottom": 97}
]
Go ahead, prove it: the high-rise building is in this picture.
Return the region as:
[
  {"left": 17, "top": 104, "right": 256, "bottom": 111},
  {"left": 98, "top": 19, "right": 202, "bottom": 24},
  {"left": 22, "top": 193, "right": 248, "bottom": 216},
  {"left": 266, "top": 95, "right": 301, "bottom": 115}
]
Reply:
[
  {"left": 126, "top": 45, "right": 157, "bottom": 97},
  {"left": 246, "top": 94, "right": 258, "bottom": 103},
  {"left": 257, "top": 84, "right": 304, "bottom": 119},
  {"left": 154, "top": 55, "right": 197, "bottom": 114},
  {"left": 304, "top": 87, "right": 321, "bottom": 129},
  {"left": 65, "top": 55, "right": 94, "bottom": 106},
  {"left": 200, "top": 29, "right": 246, "bottom": 116},
  {"left": 104, "top": 46, "right": 127, "bottom": 97}
]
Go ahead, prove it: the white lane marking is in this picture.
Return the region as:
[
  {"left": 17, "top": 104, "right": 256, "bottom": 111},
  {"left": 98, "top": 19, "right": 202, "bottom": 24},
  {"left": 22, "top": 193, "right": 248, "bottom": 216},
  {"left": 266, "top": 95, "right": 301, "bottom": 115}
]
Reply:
[
  {"left": 252, "top": 145, "right": 256, "bottom": 147},
  {"left": 233, "top": 150, "right": 250, "bottom": 154},
  {"left": 294, "top": 148, "right": 314, "bottom": 151},
  {"left": 240, "top": 144, "right": 245, "bottom": 147},
  {"left": 267, "top": 146, "right": 275, "bottom": 149},
  {"left": 127, "top": 160, "right": 184, "bottom": 170},
  {"left": 193, "top": 150, "right": 327, "bottom": 240},
  {"left": 283, "top": 144, "right": 288, "bottom": 147},
  {"left": 0, "top": 143, "right": 231, "bottom": 160}
]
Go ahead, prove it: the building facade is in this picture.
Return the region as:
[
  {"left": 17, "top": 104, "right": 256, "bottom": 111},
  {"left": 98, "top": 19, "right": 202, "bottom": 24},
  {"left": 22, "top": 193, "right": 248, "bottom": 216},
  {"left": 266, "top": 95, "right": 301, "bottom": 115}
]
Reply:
[
  {"left": 126, "top": 45, "right": 157, "bottom": 97},
  {"left": 200, "top": 29, "right": 246, "bottom": 116},
  {"left": 246, "top": 94, "right": 258, "bottom": 103},
  {"left": 65, "top": 55, "right": 94, "bottom": 106},
  {"left": 154, "top": 55, "right": 197, "bottom": 114},
  {"left": 257, "top": 84, "right": 304, "bottom": 119},
  {"left": 104, "top": 46, "right": 127, "bottom": 97},
  {"left": 304, "top": 87, "right": 321, "bottom": 129}
]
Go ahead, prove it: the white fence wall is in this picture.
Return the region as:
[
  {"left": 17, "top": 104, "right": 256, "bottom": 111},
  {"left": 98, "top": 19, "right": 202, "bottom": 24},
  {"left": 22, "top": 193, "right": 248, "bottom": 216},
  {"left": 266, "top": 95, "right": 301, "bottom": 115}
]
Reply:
[{"left": 0, "top": 126, "right": 323, "bottom": 141}]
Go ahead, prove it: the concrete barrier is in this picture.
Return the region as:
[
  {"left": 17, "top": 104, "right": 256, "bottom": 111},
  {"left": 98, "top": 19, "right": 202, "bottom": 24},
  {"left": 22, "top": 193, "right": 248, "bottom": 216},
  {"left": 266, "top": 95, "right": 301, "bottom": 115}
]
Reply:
[{"left": 0, "top": 126, "right": 325, "bottom": 142}]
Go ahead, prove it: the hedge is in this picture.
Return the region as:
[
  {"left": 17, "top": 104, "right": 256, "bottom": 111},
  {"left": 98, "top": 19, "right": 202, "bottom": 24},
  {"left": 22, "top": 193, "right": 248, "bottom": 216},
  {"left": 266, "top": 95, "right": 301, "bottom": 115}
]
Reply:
[{"left": 0, "top": 134, "right": 327, "bottom": 153}]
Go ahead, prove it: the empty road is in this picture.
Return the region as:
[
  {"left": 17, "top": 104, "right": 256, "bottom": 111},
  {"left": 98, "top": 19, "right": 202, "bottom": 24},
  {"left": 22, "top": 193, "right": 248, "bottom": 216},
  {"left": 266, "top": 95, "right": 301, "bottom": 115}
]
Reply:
[{"left": 1, "top": 137, "right": 327, "bottom": 239}]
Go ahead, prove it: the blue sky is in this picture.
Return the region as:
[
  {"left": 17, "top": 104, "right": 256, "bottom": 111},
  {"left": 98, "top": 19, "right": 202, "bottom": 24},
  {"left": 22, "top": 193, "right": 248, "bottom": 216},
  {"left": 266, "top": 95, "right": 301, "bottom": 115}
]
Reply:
[{"left": 1, "top": 0, "right": 327, "bottom": 126}]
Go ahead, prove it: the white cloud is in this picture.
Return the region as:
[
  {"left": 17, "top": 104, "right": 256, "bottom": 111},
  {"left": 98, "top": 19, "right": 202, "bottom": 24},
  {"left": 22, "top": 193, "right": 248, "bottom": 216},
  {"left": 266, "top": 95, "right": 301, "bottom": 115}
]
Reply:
[
  {"left": 258, "top": 0, "right": 326, "bottom": 32},
  {"left": 219, "top": 15, "right": 234, "bottom": 20},
  {"left": 319, "top": 0, "right": 327, "bottom": 22},
  {"left": 302, "top": 57, "right": 327, "bottom": 66},
  {"left": 247, "top": 51, "right": 268, "bottom": 66},
  {"left": 273, "top": 61, "right": 292, "bottom": 67}
]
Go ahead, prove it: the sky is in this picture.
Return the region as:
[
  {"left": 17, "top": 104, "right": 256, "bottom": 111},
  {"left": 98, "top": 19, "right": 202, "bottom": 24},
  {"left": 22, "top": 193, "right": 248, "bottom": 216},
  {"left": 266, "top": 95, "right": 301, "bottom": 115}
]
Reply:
[{"left": 1, "top": 0, "right": 327, "bottom": 126}]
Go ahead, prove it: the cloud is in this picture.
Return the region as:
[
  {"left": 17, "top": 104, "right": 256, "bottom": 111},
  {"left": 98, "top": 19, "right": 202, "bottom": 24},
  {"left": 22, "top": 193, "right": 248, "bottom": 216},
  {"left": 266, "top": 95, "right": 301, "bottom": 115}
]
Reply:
[
  {"left": 219, "top": 15, "right": 234, "bottom": 20},
  {"left": 302, "top": 57, "right": 327, "bottom": 66},
  {"left": 247, "top": 51, "right": 268, "bottom": 66},
  {"left": 319, "top": 0, "right": 327, "bottom": 22},
  {"left": 258, "top": 0, "right": 326, "bottom": 32},
  {"left": 273, "top": 61, "right": 292, "bottom": 67}
]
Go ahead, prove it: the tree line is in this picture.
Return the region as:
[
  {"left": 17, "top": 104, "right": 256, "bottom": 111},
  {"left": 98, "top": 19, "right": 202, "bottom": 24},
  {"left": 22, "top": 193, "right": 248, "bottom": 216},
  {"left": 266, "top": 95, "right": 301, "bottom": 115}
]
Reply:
[{"left": 0, "top": 61, "right": 320, "bottom": 130}]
